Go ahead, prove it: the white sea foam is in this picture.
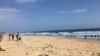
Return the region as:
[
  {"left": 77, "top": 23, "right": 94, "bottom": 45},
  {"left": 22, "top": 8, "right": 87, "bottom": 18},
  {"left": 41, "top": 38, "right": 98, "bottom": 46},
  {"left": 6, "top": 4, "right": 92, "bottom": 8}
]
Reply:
[{"left": 20, "top": 31, "right": 100, "bottom": 35}]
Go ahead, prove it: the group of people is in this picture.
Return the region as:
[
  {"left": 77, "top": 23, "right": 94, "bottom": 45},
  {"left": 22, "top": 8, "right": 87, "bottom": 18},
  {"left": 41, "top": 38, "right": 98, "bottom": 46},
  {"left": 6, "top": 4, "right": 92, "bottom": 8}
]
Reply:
[{"left": 9, "top": 33, "right": 21, "bottom": 41}]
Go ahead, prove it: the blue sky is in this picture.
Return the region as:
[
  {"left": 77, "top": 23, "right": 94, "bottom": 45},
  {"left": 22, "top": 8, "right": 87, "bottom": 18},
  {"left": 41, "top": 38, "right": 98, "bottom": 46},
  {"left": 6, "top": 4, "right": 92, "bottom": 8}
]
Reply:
[{"left": 0, "top": 0, "right": 100, "bottom": 32}]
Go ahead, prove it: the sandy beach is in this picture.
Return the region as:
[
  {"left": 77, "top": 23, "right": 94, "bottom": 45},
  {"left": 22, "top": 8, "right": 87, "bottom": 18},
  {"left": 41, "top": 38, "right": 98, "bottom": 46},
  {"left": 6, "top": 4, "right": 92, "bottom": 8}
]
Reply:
[{"left": 0, "top": 34, "right": 100, "bottom": 56}]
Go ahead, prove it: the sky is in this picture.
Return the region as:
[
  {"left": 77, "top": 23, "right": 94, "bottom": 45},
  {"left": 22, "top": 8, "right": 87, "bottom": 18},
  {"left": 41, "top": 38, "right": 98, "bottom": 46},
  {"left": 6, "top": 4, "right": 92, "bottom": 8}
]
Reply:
[{"left": 0, "top": 0, "right": 100, "bottom": 32}]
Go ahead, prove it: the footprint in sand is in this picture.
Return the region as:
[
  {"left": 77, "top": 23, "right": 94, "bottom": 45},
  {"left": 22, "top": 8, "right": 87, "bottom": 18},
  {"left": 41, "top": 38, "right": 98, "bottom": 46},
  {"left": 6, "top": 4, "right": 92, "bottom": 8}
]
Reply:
[
  {"left": 42, "top": 44, "right": 54, "bottom": 50},
  {"left": 92, "top": 52, "right": 100, "bottom": 56},
  {"left": 26, "top": 53, "right": 28, "bottom": 55},
  {"left": 38, "top": 54, "right": 49, "bottom": 56}
]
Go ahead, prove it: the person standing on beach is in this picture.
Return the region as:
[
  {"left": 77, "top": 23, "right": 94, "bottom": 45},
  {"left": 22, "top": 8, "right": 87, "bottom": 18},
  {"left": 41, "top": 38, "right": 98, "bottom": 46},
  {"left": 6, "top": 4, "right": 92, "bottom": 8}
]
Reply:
[
  {"left": 0, "top": 34, "right": 3, "bottom": 42},
  {"left": 84, "top": 35, "right": 87, "bottom": 39},
  {"left": 12, "top": 34, "right": 14, "bottom": 40},
  {"left": 16, "top": 33, "right": 19, "bottom": 41},
  {"left": 18, "top": 36, "right": 22, "bottom": 41},
  {"left": 8, "top": 33, "right": 11, "bottom": 40}
]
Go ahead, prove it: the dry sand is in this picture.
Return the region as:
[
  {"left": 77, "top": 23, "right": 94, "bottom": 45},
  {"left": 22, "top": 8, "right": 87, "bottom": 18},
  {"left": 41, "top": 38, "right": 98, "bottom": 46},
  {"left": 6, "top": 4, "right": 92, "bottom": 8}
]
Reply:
[{"left": 0, "top": 34, "right": 100, "bottom": 56}]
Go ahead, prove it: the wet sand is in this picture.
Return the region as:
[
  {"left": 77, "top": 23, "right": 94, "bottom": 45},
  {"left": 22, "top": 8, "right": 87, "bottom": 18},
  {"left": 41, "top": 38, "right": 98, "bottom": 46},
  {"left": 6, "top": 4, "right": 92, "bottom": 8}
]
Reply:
[{"left": 0, "top": 34, "right": 100, "bottom": 56}]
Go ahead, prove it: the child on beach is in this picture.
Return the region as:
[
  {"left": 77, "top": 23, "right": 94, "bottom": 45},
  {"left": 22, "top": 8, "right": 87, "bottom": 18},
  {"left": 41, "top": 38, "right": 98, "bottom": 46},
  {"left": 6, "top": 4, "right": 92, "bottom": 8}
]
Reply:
[{"left": 18, "top": 36, "right": 22, "bottom": 41}]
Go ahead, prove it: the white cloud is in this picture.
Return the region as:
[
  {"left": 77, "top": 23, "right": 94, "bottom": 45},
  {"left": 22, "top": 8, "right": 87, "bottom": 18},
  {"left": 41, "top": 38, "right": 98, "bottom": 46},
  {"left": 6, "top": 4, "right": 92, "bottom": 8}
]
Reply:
[
  {"left": 72, "top": 8, "right": 87, "bottom": 13},
  {"left": 58, "top": 8, "right": 88, "bottom": 14},
  {"left": 3, "top": 0, "right": 45, "bottom": 5},
  {"left": 0, "top": 7, "right": 20, "bottom": 13},
  {"left": 16, "top": 0, "right": 38, "bottom": 3},
  {"left": 15, "top": 0, "right": 44, "bottom": 4},
  {"left": 0, "top": 7, "right": 23, "bottom": 21},
  {"left": 58, "top": 10, "right": 69, "bottom": 14},
  {"left": 0, "top": 7, "right": 31, "bottom": 32}
]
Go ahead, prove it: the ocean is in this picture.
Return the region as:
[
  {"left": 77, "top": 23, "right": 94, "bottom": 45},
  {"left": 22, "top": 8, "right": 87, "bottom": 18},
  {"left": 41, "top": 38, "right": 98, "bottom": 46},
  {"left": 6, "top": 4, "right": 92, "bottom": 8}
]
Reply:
[{"left": 19, "top": 28, "right": 100, "bottom": 40}]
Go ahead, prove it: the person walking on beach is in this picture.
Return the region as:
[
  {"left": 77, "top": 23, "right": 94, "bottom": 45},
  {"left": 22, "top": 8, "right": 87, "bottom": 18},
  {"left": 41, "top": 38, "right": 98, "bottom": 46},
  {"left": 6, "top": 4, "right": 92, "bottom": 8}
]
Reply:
[
  {"left": 16, "top": 33, "right": 19, "bottom": 41},
  {"left": 8, "top": 33, "right": 11, "bottom": 40},
  {"left": 84, "top": 35, "right": 87, "bottom": 39},
  {"left": 97, "top": 35, "right": 99, "bottom": 40},
  {"left": 12, "top": 34, "right": 14, "bottom": 40}
]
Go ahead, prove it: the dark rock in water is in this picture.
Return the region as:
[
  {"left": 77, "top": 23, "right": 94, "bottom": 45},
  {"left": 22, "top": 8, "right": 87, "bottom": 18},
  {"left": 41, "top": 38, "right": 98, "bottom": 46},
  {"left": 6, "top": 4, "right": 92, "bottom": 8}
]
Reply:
[{"left": 38, "top": 54, "right": 49, "bottom": 56}]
